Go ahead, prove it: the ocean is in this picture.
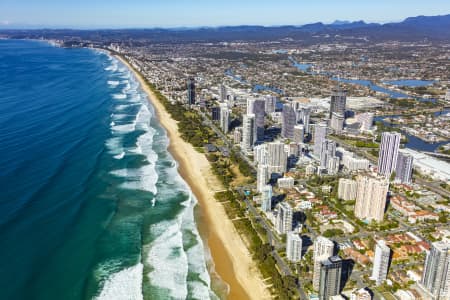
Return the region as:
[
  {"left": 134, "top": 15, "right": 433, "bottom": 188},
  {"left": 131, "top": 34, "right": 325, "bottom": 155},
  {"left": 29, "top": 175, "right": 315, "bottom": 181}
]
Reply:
[{"left": 0, "top": 39, "right": 221, "bottom": 299}]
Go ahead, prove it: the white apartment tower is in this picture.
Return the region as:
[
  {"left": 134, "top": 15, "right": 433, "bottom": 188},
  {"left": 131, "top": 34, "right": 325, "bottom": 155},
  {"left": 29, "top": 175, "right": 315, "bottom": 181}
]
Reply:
[
  {"left": 320, "top": 140, "right": 337, "bottom": 169},
  {"left": 300, "top": 107, "right": 311, "bottom": 134},
  {"left": 313, "top": 236, "right": 335, "bottom": 291},
  {"left": 371, "top": 240, "right": 391, "bottom": 286},
  {"left": 264, "top": 95, "right": 277, "bottom": 114},
  {"left": 233, "top": 127, "right": 242, "bottom": 144},
  {"left": 286, "top": 232, "right": 303, "bottom": 262},
  {"left": 246, "top": 98, "right": 255, "bottom": 115},
  {"left": 293, "top": 124, "right": 305, "bottom": 144},
  {"left": 282, "top": 104, "right": 297, "bottom": 139},
  {"left": 395, "top": 151, "right": 414, "bottom": 184},
  {"left": 330, "top": 112, "right": 345, "bottom": 133},
  {"left": 220, "top": 84, "right": 227, "bottom": 102},
  {"left": 354, "top": 174, "right": 389, "bottom": 222},
  {"left": 253, "top": 144, "right": 268, "bottom": 165},
  {"left": 338, "top": 178, "right": 357, "bottom": 201},
  {"left": 420, "top": 241, "right": 450, "bottom": 300},
  {"left": 313, "top": 123, "right": 328, "bottom": 158},
  {"left": 267, "top": 142, "right": 288, "bottom": 175},
  {"left": 219, "top": 102, "right": 229, "bottom": 134},
  {"left": 378, "top": 132, "right": 401, "bottom": 177},
  {"left": 261, "top": 185, "right": 273, "bottom": 213},
  {"left": 275, "top": 202, "right": 293, "bottom": 234},
  {"left": 241, "top": 114, "right": 256, "bottom": 153},
  {"left": 257, "top": 164, "right": 269, "bottom": 193}
]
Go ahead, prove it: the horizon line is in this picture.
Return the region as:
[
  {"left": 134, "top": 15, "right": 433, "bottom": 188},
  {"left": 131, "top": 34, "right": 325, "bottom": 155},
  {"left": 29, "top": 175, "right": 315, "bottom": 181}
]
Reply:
[{"left": 1, "top": 13, "right": 449, "bottom": 31}]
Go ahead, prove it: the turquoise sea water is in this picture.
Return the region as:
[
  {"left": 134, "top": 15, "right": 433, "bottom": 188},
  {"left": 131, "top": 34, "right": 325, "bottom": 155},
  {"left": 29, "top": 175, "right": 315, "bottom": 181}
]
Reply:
[{"left": 0, "top": 40, "right": 221, "bottom": 299}]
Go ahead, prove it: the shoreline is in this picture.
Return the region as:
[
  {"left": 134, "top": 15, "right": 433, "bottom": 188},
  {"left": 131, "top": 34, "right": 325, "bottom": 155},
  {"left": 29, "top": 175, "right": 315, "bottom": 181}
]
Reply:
[{"left": 115, "top": 55, "right": 270, "bottom": 300}]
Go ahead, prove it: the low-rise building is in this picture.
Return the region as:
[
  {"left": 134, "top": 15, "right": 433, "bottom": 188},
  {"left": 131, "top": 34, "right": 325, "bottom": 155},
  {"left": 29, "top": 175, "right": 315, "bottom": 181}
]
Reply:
[{"left": 277, "top": 176, "right": 295, "bottom": 189}]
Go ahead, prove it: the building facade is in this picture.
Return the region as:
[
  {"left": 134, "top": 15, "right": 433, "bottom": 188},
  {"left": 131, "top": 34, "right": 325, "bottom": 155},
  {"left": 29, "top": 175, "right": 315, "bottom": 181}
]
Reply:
[
  {"left": 313, "top": 236, "right": 335, "bottom": 290},
  {"left": 293, "top": 124, "right": 305, "bottom": 144},
  {"left": 330, "top": 88, "right": 347, "bottom": 118},
  {"left": 282, "top": 104, "right": 297, "bottom": 139},
  {"left": 395, "top": 151, "right": 414, "bottom": 184},
  {"left": 319, "top": 256, "right": 343, "bottom": 300},
  {"left": 261, "top": 184, "right": 273, "bottom": 213},
  {"left": 338, "top": 178, "right": 357, "bottom": 201},
  {"left": 378, "top": 132, "right": 401, "bottom": 177},
  {"left": 371, "top": 240, "right": 391, "bottom": 286},
  {"left": 275, "top": 202, "right": 293, "bottom": 234},
  {"left": 287, "top": 232, "right": 303, "bottom": 262},
  {"left": 257, "top": 164, "right": 269, "bottom": 193},
  {"left": 354, "top": 174, "right": 389, "bottom": 222},
  {"left": 313, "top": 123, "right": 328, "bottom": 158},
  {"left": 420, "top": 241, "right": 450, "bottom": 300},
  {"left": 241, "top": 114, "right": 256, "bottom": 153},
  {"left": 330, "top": 112, "right": 345, "bottom": 133},
  {"left": 253, "top": 99, "right": 266, "bottom": 141},
  {"left": 267, "top": 142, "right": 288, "bottom": 175},
  {"left": 264, "top": 95, "right": 277, "bottom": 114},
  {"left": 219, "top": 102, "right": 229, "bottom": 134},
  {"left": 187, "top": 77, "right": 196, "bottom": 106},
  {"left": 220, "top": 84, "right": 227, "bottom": 102}
]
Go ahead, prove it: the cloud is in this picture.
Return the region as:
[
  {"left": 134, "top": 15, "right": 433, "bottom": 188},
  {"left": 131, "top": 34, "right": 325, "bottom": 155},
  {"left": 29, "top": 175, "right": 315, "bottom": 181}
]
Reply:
[{"left": 0, "top": 20, "right": 11, "bottom": 25}]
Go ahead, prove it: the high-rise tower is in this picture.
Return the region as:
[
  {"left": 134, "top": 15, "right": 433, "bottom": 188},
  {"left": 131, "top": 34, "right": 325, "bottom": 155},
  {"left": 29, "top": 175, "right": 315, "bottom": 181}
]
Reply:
[
  {"left": 241, "top": 114, "right": 256, "bottom": 153},
  {"left": 420, "top": 241, "right": 450, "bottom": 300},
  {"left": 378, "top": 132, "right": 401, "bottom": 177},
  {"left": 187, "top": 77, "right": 196, "bottom": 106},
  {"left": 282, "top": 104, "right": 296, "bottom": 139},
  {"left": 313, "top": 236, "right": 335, "bottom": 290},
  {"left": 319, "top": 256, "right": 343, "bottom": 300},
  {"left": 354, "top": 174, "right": 389, "bottom": 222},
  {"left": 371, "top": 240, "right": 391, "bottom": 286},
  {"left": 330, "top": 88, "right": 347, "bottom": 119},
  {"left": 395, "top": 151, "right": 414, "bottom": 184}
]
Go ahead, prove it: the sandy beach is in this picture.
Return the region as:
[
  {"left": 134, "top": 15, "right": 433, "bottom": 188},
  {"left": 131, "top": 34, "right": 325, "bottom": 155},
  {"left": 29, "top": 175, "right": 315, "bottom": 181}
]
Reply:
[{"left": 116, "top": 55, "right": 270, "bottom": 300}]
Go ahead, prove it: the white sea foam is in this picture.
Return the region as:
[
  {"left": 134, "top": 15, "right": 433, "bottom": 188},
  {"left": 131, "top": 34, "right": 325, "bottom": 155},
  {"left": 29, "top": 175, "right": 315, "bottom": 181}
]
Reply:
[
  {"left": 105, "top": 137, "right": 124, "bottom": 156},
  {"left": 113, "top": 93, "right": 127, "bottom": 100},
  {"left": 105, "top": 61, "right": 119, "bottom": 72},
  {"left": 181, "top": 195, "right": 214, "bottom": 299},
  {"left": 95, "top": 263, "right": 144, "bottom": 300},
  {"left": 113, "top": 152, "right": 125, "bottom": 160},
  {"left": 122, "top": 82, "right": 132, "bottom": 93},
  {"left": 112, "top": 123, "right": 136, "bottom": 134},
  {"left": 118, "top": 164, "right": 158, "bottom": 195},
  {"left": 110, "top": 118, "right": 158, "bottom": 195},
  {"left": 116, "top": 104, "right": 136, "bottom": 111},
  {"left": 107, "top": 80, "right": 120, "bottom": 87},
  {"left": 146, "top": 220, "right": 188, "bottom": 299},
  {"left": 130, "top": 94, "right": 142, "bottom": 102},
  {"left": 112, "top": 114, "right": 128, "bottom": 121}
]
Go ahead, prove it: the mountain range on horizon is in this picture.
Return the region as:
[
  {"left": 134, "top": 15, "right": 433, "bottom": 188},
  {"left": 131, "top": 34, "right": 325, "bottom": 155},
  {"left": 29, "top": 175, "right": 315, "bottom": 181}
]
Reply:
[{"left": 2, "top": 14, "right": 450, "bottom": 43}]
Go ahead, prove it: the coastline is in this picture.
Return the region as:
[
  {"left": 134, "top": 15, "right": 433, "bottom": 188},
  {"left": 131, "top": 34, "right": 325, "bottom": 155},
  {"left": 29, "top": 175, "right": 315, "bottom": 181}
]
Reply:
[{"left": 115, "top": 55, "right": 270, "bottom": 300}]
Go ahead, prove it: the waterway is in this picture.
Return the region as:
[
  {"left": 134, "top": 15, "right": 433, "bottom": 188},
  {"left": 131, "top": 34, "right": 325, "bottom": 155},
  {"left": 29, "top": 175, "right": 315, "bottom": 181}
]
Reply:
[
  {"left": 374, "top": 109, "right": 450, "bottom": 152},
  {"left": 225, "top": 68, "right": 284, "bottom": 95},
  {"left": 289, "top": 57, "right": 436, "bottom": 102},
  {"left": 383, "top": 79, "right": 435, "bottom": 87}
]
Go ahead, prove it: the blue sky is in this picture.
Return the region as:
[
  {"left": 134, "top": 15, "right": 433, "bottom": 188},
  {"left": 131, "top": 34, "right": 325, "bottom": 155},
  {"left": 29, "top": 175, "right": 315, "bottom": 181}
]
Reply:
[{"left": 1, "top": 0, "right": 449, "bottom": 28}]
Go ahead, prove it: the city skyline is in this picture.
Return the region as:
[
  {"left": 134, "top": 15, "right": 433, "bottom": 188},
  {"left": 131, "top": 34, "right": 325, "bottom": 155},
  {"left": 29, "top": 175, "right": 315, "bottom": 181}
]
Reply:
[{"left": 1, "top": 0, "right": 449, "bottom": 28}]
